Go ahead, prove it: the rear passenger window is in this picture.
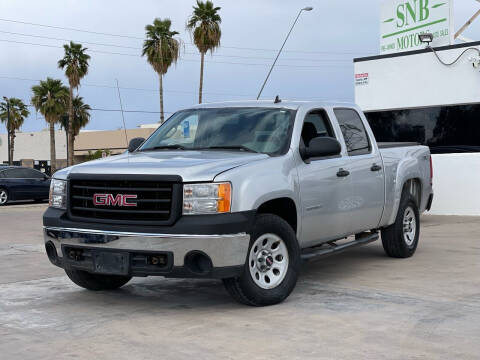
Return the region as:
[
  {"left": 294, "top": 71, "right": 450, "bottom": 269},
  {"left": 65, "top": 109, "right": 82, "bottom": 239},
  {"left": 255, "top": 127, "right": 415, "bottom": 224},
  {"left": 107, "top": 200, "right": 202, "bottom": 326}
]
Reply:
[
  {"left": 334, "top": 109, "right": 371, "bottom": 156},
  {"left": 4, "top": 169, "right": 23, "bottom": 178}
]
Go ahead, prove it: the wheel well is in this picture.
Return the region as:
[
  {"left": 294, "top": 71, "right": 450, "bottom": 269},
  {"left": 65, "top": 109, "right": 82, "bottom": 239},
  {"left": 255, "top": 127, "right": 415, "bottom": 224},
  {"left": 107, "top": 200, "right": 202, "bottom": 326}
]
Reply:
[
  {"left": 403, "top": 178, "right": 422, "bottom": 206},
  {"left": 257, "top": 198, "right": 297, "bottom": 232}
]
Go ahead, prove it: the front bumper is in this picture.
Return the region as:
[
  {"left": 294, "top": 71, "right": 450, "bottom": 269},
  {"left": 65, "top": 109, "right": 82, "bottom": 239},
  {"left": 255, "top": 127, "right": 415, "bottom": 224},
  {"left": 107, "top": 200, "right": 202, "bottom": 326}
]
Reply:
[{"left": 44, "top": 227, "right": 250, "bottom": 279}]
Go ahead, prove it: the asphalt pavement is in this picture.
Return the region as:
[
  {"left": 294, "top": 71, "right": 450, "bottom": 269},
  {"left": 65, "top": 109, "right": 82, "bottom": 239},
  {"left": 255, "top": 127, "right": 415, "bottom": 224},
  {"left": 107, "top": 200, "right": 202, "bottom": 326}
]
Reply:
[{"left": 0, "top": 203, "right": 479, "bottom": 359}]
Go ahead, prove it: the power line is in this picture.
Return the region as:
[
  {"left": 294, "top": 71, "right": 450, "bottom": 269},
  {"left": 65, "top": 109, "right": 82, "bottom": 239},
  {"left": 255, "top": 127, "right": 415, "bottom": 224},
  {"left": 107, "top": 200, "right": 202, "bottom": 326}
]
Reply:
[
  {"left": 0, "top": 75, "right": 253, "bottom": 97},
  {"left": 0, "top": 18, "right": 144, "bottom": 40},
  {"left": 0, "top": 17, "right": 374, "bottom": 55},
  {"left": 0, "top": 29, "right": 355, "bottom": 63},
  {"left": 1, "top": 75, "right": 335, "bottom": 100},
  {"left": 0, "top": 38, "right": 353, "bottom": 68},
  {"left": 25, "top": 103, "right": 171, "bottom": 114}
]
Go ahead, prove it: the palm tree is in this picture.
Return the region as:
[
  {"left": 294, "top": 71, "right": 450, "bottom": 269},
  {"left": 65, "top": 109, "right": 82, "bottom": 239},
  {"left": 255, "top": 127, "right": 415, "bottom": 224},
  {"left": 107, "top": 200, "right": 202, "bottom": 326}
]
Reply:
[
  {"left": 58, "top": 41, "right": 90, "bottom": 166},
  {"left": 31, "top": 78, "right": 69, "bottom": 174},
  {"left": 142, "top": 18, "right": 180, "bottom": 123},
  {"left": 187, "top": 0, "right": 222, "bottom": 104},
  {"left": 0, "top": 98, "right": 30, "bottom": 164},
  {"left": 60, "top": 95, "right": 91, "bottom": 155}
]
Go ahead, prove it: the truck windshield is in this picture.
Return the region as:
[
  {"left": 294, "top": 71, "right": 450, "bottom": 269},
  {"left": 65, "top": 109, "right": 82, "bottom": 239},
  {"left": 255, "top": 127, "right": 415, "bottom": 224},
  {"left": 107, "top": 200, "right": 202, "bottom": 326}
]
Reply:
[{"left": 139, "top": 107, "right": 295, "bottom": 156}]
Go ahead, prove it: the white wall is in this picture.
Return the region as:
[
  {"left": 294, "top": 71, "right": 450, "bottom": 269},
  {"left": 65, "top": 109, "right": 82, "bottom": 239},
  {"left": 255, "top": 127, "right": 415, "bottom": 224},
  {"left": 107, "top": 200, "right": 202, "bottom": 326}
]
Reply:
[
  {"left": 0, "top": 130, "right": 67, "bottom": 163},
  {"left": 429, "top": 153, "right": 480, "bottom": 216},
  {"left": 354, "top": 43, "right": 480, "bottom": 111}
]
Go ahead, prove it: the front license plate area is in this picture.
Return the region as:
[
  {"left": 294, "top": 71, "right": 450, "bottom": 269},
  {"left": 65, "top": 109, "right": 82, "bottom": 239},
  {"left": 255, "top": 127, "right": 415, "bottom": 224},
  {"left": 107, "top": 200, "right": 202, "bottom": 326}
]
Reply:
[{"left": 93, "top": 251, "right": 129, "bottom": 275}]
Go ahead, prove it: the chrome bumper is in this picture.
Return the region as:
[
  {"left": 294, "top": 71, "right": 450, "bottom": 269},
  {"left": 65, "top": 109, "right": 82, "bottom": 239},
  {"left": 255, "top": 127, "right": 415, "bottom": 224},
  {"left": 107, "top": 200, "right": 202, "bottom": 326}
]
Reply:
[{"left": 43, "top": 227, "right": 250, "bottom": 267}]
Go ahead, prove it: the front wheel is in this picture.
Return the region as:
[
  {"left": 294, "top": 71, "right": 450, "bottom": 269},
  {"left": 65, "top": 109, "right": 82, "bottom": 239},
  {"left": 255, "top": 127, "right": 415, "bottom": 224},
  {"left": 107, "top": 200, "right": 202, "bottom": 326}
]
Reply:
[
  {"left": 223, "top": 214, "right": 300, "bottom": 306},
  {"left": 65, "top": 269, "right": 131, "bottom": 291}
]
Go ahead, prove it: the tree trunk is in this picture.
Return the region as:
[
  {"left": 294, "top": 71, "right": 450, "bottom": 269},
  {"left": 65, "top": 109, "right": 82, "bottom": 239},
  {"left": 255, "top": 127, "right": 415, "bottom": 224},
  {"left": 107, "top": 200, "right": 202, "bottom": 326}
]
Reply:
[
  {"left": 68, "top": 86, "right": 74, "bottom": 166},
  {"left": 49, "top": 118, "right": 57, "bottom": 174},
  {"left": 159, "top": 73, "right": 164, "bottom": 123},
  {"left": 9, "top": 129, "right": 14, "bottom": 165},
  {"left": 199, "top": 52, "right": 205, "bottom": 104}
]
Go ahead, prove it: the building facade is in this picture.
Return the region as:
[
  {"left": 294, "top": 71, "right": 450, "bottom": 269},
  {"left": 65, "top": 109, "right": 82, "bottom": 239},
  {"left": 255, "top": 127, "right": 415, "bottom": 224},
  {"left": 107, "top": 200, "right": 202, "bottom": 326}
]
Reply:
[{"left": 354, "top": 41, "right": 480, "bottom": 215}]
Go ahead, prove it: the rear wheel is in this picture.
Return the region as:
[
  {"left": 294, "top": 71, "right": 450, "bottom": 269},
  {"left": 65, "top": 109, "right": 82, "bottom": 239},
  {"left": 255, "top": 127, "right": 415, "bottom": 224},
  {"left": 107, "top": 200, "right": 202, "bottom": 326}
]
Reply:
[
  {"left": 65, "top": 269, "right": 131, "bottom": 291},
  {"left": 0, "top": 188, "right": 8, "bottom": 206},
  {"left": 223, "top": 214, "right": 300, "bottom": 306},
  {"left": 381, "top": 191, "right": 420, "bottom": 258}
]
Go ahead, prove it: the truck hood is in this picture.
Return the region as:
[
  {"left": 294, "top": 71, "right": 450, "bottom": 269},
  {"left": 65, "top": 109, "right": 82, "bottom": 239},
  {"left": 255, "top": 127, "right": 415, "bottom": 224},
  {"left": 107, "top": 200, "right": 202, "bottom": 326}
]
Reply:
[{"left": 62, "top": 150, "right": 270, "bottom": 182}]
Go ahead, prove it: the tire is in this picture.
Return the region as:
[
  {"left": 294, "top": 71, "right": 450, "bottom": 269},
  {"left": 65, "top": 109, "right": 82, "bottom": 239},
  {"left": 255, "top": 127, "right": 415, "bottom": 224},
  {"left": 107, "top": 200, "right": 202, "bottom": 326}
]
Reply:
[
  {"left": 65, "top": 269, "right": 131, "bottom": 291},
  {"left": 0, "top": 188, "right": 8, "bottom": 206},
  {"left": 381, "top": 191, "right": 420, "bottom": 258},
  {"left": 223, "top": 214, "right": 301, "bottom": 306}
]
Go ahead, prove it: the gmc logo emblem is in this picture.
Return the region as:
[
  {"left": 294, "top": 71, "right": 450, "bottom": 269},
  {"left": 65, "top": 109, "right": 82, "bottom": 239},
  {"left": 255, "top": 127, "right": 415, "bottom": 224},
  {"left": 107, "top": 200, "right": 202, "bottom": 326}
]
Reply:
[{"left": 93, "top": 193, "right": 138, "bottom": 207}]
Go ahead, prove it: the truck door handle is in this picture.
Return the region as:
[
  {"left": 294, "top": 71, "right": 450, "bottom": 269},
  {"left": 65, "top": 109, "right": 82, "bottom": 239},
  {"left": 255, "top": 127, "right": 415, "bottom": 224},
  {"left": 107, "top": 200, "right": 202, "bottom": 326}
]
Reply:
[
  {"left": 371, "top": 163, "right": 382, "bottom": 172},
  {"left": 337, "top": 168, "right": 350, "bottom": 177}
]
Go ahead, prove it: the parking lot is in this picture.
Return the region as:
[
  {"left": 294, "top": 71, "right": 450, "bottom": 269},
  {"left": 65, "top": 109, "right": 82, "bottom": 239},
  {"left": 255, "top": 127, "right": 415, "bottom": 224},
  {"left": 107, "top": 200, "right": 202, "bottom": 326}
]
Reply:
[{"left": 0, "top": 203, "right": 479, "bottom": 359}]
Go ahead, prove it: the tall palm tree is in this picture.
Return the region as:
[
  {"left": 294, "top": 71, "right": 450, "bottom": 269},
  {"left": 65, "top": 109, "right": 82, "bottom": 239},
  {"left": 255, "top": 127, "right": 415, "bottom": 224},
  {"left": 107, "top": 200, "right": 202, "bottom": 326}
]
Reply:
[
  {"left": 31, "top": 78, "right": 69, "bottom": 174},
  {"left": 187, "top": 0, "right": 221, "bottom": 104},
  {"left": 142, "top": 18, "right": 180, "bottom": 123},
  {"left": 60, "top": 95, "right": 91, "bottom": 155},
  {"left": 58, "top": 41, "right": 90, "bottom": 166},
  {"left": 0, "top": 98, "right": 30, "bottom": 164}
]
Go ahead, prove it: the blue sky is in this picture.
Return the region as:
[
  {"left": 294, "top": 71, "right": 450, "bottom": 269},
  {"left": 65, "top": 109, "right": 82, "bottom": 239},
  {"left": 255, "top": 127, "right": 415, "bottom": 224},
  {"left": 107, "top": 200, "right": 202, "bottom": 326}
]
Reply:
[{"left": 1, "top": 0, "right": 480, "bottom": 133}]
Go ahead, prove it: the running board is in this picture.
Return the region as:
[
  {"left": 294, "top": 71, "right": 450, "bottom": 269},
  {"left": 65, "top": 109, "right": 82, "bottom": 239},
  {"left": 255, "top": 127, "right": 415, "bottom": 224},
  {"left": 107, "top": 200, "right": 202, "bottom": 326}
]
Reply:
[{"left": 301, "top": 232, "right": 379, "bottom": 262}]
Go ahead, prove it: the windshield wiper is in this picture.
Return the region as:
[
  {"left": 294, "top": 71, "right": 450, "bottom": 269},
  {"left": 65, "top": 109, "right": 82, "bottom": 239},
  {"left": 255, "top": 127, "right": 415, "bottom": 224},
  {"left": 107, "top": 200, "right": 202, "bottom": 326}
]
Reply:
[
  {"left": 199, "top": 145, "right": 259, "bottom": 153},
  {"left": 140, "top": 144, "right": 188, "bottom": 151}
]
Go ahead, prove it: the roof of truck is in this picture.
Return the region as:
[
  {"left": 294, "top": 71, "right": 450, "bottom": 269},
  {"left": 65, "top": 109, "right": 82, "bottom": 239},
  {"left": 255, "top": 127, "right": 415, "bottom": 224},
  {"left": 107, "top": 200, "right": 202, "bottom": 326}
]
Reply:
[{"left": 189, "top": 100, "right": 358, "bottom": 110}]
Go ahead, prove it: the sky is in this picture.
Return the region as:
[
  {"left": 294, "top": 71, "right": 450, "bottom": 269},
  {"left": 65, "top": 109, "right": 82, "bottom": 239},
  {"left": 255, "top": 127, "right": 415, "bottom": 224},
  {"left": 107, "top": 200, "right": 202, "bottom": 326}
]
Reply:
[{"left": 1, "top": 0, "right": 480, "bottom": 133}]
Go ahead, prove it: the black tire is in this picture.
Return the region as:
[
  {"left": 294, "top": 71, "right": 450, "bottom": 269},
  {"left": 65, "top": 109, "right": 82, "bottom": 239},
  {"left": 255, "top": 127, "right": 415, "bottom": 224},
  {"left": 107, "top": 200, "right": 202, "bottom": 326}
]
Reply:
[
  {"left": 0, "top": 188, "right": 8, "bottom": 206},
  {"left": 381, "top": 191, "right": 420, "bottom": 258},
  {"left": 223, "top": 214, "right": 301, "bottom": 306},
  {"left": 65, "top": 269, "right": 131, "bottom": 291}
]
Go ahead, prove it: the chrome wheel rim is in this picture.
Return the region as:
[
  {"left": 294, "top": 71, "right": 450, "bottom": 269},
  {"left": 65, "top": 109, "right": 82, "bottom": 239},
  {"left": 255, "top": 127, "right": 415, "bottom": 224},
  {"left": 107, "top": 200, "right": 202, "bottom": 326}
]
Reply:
[
  {"left": 0, "top": 190, "right": 7, "bottom": 205},
  {"left": 248, "top": 233, "right": 289, "bottom": 290},
  {"left": 403, "top": 206, "right": 416, "bottom": 246}
]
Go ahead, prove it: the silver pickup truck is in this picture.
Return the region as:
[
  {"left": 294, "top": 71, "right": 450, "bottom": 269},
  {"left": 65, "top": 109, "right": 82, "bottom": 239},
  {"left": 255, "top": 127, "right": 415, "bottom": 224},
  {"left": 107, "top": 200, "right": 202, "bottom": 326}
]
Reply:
[{"left": 44, "top": 101, "right": 433, "bottom": 306}]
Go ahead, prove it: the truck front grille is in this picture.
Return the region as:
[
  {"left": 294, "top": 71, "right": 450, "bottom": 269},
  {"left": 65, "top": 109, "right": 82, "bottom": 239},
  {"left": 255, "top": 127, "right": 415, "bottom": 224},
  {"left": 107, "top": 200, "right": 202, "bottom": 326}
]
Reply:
[{"left": 68, "top": 176, "right": 181, "bottom": 224}]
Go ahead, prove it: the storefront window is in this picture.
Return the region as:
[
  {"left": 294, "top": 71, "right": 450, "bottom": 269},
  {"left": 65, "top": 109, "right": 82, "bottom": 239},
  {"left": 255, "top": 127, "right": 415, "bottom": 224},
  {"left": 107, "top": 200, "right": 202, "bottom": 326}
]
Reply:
[{"left": 365, "top": 104, "right": 480, "bottom": 154}]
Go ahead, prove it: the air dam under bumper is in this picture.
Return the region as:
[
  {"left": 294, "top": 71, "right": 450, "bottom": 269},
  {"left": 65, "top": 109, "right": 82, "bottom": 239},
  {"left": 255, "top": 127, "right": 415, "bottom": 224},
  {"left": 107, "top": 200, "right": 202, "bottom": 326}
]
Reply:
[{"left": 44, "top": 227, "right": 250, "bottom": 279}]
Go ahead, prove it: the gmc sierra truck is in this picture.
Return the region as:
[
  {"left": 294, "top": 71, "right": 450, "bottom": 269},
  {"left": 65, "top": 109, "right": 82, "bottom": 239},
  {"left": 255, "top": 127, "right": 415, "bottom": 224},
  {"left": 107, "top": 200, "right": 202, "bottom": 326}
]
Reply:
[{"left": 43, "top": 101, "right": 434, "bottom": 306}]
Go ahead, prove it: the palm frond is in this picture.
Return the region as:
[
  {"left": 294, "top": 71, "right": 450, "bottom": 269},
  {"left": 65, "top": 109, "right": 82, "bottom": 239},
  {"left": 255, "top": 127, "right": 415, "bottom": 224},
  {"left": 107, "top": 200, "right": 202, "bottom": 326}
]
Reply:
[
  {"left": 187, "top": 0, "right": 221, "bottom": 53},
  {"left": 142, "top": 18, "right": 181, "bottom": 75}
]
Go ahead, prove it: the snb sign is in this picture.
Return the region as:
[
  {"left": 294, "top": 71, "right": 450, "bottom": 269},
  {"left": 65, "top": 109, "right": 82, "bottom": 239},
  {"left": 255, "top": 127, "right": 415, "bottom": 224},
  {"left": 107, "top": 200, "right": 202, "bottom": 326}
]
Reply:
[
  {"left": 380, "top": 0, "right": 453, "bottom": 54},
  {"left": 396, "top": 0, "right": 430, "bottom": 27}
]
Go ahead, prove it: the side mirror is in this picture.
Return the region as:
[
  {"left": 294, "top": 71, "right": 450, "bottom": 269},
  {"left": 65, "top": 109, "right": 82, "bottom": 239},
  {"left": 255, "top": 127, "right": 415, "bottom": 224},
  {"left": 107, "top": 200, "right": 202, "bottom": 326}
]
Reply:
[
  {"left": 303, "top": 136, "right": 341, "bottom": 160},
  {"left": 128, "top": 137, "right": 145, "bottom": 152}
]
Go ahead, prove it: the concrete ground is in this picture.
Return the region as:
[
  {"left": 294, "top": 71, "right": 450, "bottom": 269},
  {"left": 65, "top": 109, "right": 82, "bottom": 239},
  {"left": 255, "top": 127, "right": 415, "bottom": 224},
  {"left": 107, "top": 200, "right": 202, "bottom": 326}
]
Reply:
[{"left": 0, "top": 203, "right": 479, "bottom": 360}]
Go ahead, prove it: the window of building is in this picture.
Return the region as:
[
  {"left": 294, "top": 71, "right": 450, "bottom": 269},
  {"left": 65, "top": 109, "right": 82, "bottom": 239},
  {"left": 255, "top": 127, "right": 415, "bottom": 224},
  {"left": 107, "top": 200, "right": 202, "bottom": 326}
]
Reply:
[{"left": 365, "top": 104, "right": 480, "bottom": 154}]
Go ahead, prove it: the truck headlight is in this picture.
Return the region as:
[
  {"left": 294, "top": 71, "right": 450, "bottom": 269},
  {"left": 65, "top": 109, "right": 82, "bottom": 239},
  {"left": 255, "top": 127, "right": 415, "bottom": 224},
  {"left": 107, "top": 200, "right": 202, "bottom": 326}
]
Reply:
[
  {"left": 49, "top": 179, "right": 67, "bottom": 209},
  {"left": 183, "top": 182, "right": 231, "bottom": 215}
]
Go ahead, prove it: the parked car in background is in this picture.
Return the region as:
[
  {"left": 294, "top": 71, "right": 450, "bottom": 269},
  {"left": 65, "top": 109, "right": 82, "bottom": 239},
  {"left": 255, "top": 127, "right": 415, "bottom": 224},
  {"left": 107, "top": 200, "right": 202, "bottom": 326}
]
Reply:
[{"left": 0, "top": 166, "right": 50, "bottom": 205}]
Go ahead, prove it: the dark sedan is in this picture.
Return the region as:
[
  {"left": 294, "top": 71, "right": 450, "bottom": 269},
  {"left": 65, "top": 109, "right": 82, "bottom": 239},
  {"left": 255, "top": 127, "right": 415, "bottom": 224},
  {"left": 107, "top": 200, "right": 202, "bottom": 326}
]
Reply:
[{"left": 0, "top": 166, "right": 50, "bottom": 205}]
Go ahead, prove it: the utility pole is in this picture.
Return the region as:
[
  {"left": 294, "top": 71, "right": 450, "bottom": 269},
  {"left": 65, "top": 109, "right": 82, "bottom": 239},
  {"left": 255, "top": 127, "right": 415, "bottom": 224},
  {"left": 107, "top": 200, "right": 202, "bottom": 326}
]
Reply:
[{"left": 3, "top": 97, "right": 11, "bottom": 165}]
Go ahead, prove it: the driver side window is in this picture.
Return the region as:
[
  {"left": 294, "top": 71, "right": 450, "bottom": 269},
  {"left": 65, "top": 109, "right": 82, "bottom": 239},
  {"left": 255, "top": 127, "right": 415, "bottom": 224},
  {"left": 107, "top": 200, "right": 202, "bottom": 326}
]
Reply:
[{"left": 301, "top": 110, "right": 335, "bottom": 147}]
